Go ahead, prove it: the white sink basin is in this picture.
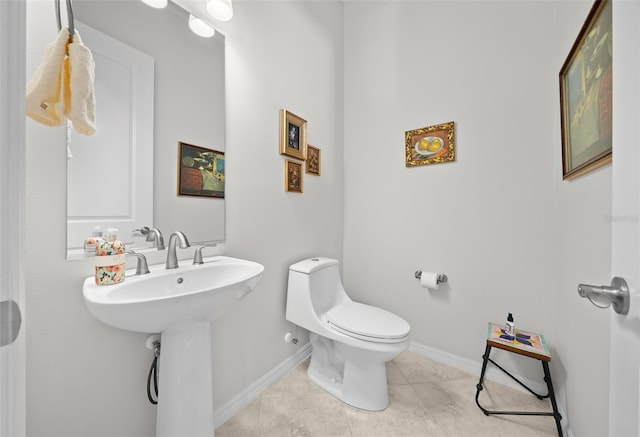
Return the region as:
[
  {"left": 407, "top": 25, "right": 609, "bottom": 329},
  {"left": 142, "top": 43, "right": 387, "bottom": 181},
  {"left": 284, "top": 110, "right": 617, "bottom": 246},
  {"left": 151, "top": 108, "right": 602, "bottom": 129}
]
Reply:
[
  {"left": 83, "top": 255, "right": 264, "bottom": 436},
  {"left": 83, "top": 255, "right": 264, "bottom": 333}
]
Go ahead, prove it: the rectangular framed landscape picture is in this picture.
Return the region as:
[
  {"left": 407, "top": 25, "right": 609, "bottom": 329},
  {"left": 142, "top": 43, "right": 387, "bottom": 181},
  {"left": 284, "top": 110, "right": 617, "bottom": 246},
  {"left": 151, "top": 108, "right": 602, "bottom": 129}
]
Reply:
[
  {"left": 280, "top": 109, "right": 307, "bottom": 160},
  {"left": 178, "top": 142, "right": 225, "bottom": 198},
  {"left": 559, "top": 0, "right": 612, "bottom": 180}
]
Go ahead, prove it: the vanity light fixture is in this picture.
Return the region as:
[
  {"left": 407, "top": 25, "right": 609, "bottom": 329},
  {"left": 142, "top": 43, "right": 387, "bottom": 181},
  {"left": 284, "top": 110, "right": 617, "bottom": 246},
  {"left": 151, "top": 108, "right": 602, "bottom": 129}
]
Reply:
[
  {"left": 188, "top": 14, "right": 215, "bottom": 38},
  {"left": 140, "top": 0, "right": 217, "bottom": 38},
  {"left": 205, "top": 0, "right": 233, "bottom": 21},
  {"left": 141, "top": 0, "right": 168, "bottom": 8}
]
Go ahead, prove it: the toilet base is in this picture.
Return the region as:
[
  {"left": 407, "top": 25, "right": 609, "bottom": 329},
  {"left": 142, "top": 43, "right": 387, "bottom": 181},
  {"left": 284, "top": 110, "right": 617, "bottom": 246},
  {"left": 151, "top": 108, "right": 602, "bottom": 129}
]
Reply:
[{"left": 307, "top": 333, "right": 407, "bottom": 411}]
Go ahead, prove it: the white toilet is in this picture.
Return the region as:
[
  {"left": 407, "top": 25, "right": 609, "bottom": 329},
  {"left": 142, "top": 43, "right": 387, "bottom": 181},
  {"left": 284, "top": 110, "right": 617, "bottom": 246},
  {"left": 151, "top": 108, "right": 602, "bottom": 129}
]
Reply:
[{"left": 286, "top": 257, "right": 411, "bottom": 411}]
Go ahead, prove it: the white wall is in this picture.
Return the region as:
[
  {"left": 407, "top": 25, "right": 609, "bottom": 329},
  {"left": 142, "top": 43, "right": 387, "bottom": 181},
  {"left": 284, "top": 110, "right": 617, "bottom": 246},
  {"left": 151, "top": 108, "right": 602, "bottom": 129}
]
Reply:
[
  {"left": 344, "top": 0, "right": 558, "bottom": 378},
  {"left": 343, "top": 1, "right": 611, "bottom": 436},
  {"left": 210, "top": 0, "right": 344, "bottom": 409},
  {"left": 25, "top": 3, "right": 157, "bottom": 435},
  {"left": 24, "top": 0, "right": 343, "bottom": 435}
]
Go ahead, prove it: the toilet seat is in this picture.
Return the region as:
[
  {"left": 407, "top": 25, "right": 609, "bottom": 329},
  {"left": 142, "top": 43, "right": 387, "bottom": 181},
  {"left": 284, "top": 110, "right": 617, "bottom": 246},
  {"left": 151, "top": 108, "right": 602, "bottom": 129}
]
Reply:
[{"left": 326, "top": 302, "right": 410, "bottom": 344}]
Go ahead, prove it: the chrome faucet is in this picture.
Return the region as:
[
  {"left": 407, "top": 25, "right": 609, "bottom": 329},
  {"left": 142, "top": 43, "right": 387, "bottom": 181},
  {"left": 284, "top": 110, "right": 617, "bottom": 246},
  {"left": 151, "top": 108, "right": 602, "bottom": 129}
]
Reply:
[
  {"left": 166, "top": 231, "right": 190, "bottom": 269},
  {"left": 193, "top": 244, "right": 218, "bottom": 264},
  {"left": 126, "top": 251, "right": 151, "bottom": 275}
]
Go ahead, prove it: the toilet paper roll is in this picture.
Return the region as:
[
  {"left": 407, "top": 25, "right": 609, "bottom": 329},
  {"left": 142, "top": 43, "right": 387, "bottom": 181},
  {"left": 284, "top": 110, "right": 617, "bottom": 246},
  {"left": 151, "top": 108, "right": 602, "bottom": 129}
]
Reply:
[{"left": 420, "top": 271, "right": 440, "bottom": 290}]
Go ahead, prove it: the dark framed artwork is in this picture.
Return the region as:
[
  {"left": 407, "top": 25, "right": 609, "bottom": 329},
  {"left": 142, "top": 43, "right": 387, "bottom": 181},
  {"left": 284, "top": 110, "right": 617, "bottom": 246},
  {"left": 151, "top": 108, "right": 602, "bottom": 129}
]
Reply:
[
  {"left": 405, "top": 121, "right": 455, "bottom": 167},
  {"left": 279, "top": 109, "right": 307, "bottom": 160},
  {"left": 560, "top": 0, "right": 612, "bottom": 180},
  {"left": 177, "top": 142, "right": 225, "bottom": 198},
  {"left": 306, "top": 145, "right": 321, "bottom": 176},
  {"left": 285, "top": 159, "right": 303, "bottom": 193}
]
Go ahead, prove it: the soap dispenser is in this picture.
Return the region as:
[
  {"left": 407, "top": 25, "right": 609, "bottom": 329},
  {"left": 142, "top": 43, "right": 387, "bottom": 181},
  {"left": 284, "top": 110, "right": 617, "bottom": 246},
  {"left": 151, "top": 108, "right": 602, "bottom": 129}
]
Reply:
[
  {"left": 95, "top": 228, "right": 126, "bottom": 285},
  {"left": 84, "top": 225, "right": 104, "bottom": 256}
]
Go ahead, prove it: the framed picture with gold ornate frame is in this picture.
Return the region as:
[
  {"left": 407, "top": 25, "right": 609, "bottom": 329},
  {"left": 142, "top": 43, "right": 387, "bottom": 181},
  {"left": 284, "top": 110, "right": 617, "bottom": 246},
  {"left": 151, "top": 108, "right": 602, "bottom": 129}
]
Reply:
[
  {"left": 285, "top": 159, "right": 303, "bottom": 193},
  {"left": 559, "top": 0, "right": 612, "bottom": 180},
  {"left": 280, "top": 109, "right": 307, "bottom": 160},
  {"left": 306, "top": 145, "right": 321, "bottom": 176},
  {"left": 405, "top": 121, "right": 455, "bottom": 167}
]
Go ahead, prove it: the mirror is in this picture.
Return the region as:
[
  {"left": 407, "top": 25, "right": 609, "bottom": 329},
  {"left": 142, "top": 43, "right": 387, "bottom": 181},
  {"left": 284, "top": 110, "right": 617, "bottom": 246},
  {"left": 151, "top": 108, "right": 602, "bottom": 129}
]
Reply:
[
  {"left": 64, "top": 0, "right": 225, "bottom": 257},
  {"left": 67, "top": 19, "right": 155, "bottom": 255}
]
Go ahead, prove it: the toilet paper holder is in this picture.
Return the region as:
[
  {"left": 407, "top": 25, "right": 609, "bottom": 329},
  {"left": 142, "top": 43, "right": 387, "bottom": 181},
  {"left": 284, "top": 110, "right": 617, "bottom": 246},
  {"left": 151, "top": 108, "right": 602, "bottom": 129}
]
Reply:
[{"left": 415, "top": 270, "right": 448, "bottom": 284}]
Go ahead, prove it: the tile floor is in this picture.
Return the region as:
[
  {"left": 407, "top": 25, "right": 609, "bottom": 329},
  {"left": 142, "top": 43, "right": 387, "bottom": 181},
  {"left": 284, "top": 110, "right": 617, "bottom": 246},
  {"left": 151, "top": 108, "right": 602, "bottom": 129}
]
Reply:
[{"left": 215, "top": 351, "right": 560, "bottom": 436}]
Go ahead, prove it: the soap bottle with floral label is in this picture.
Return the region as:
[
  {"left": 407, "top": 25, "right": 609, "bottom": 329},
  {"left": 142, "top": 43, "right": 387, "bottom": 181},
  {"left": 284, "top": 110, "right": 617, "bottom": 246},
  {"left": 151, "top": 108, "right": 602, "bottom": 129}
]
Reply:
[{"left": 95, "top": 228, "right": 126, "bottom": 285}]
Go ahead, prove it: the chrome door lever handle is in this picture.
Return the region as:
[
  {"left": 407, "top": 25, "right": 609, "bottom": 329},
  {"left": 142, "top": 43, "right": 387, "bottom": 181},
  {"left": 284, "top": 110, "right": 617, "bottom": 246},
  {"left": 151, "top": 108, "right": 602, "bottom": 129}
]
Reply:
[{"left": 577, "top": 277, "right": 630, "bottom": 315}]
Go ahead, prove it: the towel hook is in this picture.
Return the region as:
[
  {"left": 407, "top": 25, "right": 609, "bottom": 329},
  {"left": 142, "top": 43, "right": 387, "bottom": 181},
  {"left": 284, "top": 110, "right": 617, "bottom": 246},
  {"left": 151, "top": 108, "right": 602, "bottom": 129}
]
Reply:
[{"left": 55, "top": 0, "right": 75, "bottom": 42}]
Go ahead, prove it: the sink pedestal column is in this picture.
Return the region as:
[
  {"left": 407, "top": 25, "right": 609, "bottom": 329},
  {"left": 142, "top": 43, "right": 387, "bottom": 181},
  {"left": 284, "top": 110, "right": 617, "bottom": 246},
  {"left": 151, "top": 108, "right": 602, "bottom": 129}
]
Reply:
[{"left": 156, "top": 321, "right": 214, "bottom": 437}]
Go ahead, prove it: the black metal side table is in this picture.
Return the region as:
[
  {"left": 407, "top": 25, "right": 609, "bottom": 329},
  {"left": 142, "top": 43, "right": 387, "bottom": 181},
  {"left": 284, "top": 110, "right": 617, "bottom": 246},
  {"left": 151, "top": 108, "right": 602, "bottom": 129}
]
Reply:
[{"left": 475, "top": 322, "right": 563, "bottom": 437}]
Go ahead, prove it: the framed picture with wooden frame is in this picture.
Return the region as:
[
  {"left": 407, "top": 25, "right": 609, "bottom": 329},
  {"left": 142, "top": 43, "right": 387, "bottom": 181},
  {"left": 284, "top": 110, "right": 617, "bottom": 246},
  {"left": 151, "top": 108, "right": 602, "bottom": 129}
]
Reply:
[
  {"left": 177, "top": 142, "right": 225, "bottom": 198},
  {"left": 285, "top": 159, "right": 303, "bottom": 193},
  {"left": 306, "top": 145, "right": 321, "bottom": 176},
  {"left": 279, "top": 109, "right": 307, "bottom": 160},
  {"left": 559, "top": 0, "right": 612, "bottom": 180}
]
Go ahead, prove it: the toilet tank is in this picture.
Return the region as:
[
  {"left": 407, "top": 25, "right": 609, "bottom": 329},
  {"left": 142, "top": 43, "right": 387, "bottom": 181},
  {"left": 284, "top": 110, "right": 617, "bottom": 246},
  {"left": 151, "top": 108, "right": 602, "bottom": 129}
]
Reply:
[{"left": 286, "top": 257, "right": 348, "bottom": 329}]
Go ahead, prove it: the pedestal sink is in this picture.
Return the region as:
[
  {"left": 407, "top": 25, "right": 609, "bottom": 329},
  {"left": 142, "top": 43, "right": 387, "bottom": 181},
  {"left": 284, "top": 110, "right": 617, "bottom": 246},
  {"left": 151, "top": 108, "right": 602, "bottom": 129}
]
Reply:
[{"left": 83, "top": 256, "right": 264, "bottom": 436}]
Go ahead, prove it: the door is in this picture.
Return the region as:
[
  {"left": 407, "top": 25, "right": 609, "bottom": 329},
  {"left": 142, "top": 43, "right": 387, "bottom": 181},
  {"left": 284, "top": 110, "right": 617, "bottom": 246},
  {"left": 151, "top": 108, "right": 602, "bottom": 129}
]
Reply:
[
  {"left": 610, "top": 1, "right": 640, "bottom": 435},
  {"left": 0, "top": 0, "right": 26, "bottom": 435}
]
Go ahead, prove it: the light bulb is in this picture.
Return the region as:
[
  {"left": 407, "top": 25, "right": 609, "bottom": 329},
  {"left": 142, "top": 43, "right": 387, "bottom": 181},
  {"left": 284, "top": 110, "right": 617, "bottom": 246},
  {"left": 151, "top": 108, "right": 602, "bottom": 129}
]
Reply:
[
  {"left": 141, "top": 0, "right": 168, "bottom": 8},
  {"left": 205, "top": 0, "right": 233, "bottom": 21},
  {"left": 188, "top": 14, "right": 215, "bottom": 38}
]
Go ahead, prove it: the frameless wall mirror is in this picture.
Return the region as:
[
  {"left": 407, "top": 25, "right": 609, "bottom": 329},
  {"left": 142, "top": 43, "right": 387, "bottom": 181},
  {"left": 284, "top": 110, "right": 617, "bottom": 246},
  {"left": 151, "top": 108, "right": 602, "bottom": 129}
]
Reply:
[{"left": 52, "top": 0, "right": 225, "bottom": 258}]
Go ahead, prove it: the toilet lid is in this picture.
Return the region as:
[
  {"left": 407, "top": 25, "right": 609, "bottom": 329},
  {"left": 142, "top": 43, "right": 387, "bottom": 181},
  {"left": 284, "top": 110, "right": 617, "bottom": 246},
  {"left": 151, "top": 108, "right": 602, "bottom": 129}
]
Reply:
[{"left": 326, "top": 302, "right": 410, "bottom": 343}]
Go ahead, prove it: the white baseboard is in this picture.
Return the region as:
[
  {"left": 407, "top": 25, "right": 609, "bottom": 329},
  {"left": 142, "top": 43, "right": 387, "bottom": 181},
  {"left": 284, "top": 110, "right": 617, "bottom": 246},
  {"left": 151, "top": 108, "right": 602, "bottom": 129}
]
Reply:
[
  {"left": 213, "top": 340, "right": 571, "bottom": 435},
  {"left": 213, "top": 343, "right": 312, "bottom": 428},
  {"left": 409, "top": 341, "right": 549, "bottom": 394}
]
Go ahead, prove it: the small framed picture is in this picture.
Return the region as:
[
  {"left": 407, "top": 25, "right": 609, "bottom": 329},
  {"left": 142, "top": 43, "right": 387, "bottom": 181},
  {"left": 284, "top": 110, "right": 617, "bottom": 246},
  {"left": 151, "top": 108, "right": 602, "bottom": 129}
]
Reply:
[
  {"left": 177, "top": 142, "right": 225, "bottom": 198},
  {"left": 405, "top": 121, "right": 455, "bottom": 168},
  {"left": 285, "top": 159, "right": 303, "bottom": 193},
  {"left": 306, "top": 145, "right": 321, "bottom": 176},
  {"left": 280, "top": 109, "right": 307, "bottom": 160}
]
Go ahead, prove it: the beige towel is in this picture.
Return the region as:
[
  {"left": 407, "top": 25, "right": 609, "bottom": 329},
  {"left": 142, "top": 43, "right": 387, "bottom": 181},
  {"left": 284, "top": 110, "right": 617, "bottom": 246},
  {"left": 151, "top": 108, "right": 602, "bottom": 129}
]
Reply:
[
  {"left": 25, "top": 28, "right": 70, "bottom": 126},
  {"left": 67, "top": 31, "right": 96, "bottom": 136},
  {"left": 26, "top": 27, "right": 96, "bottom": 136}
]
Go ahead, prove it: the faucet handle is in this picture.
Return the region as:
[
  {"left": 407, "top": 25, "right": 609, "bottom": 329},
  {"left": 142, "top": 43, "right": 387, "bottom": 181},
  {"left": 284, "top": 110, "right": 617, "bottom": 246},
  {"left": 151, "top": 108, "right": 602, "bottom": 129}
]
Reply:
[
  {"left": 146, "top": 228, "right": 166, "bottom": 250},
  {"left": 132, "top": 227, "right": 165, "bottom": 251},
  {"left": 193, "top": 244, "right": 217, "bottom": 265},
  {"left": 133, "top": 226, "right": 151, "bottom": 235},
  {"left": 126, "top": 251, "right": 151, "bottom": 275}
]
